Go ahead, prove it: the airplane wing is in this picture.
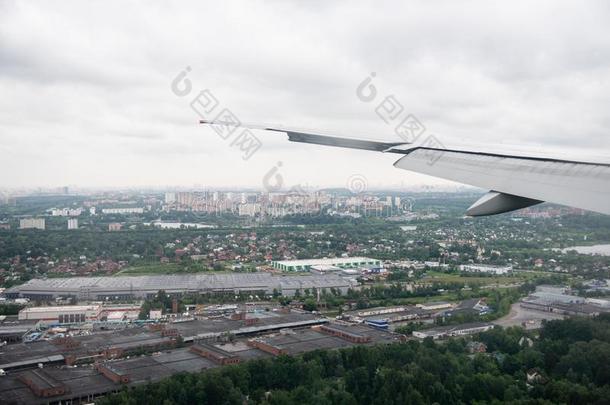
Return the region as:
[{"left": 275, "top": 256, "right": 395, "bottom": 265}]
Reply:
[{"left": 200, "top": 120, "right": 610, "bottom": 216}]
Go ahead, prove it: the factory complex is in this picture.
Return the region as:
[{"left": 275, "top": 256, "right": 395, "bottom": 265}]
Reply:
[
  {"left": 0, "top": 308, "right": 401, "bottom": 404},
  {"left": 270, "top": 257, "right": 381, "bottom": 272},
  {"left": 16, "top": 304, "right": 142, "bottom": 326},
  {"left": 520, "top": 285, "right": 610, "bottom": 317},
  {"left": 4, "top": 273, "right": 357, "bottom": 301}
]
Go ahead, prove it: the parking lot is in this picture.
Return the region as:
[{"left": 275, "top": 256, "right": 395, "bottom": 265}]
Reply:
[{"left": 493, "top": 302, "right": 565, "bottom": 329}]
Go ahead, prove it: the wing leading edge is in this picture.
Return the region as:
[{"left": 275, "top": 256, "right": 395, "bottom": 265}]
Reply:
[{"left": 199, "top": 120, "right": 610, "bottom": 216}]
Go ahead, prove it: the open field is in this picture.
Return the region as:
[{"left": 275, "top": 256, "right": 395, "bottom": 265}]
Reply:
[
  {"left": 422, "top": 270, "right": 549, "bottom": 286},
  {"left": 113, "top": 263, "right": 224, "bottom": 276}
]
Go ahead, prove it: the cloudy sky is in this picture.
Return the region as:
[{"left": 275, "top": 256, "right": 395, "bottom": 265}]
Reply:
[{"left": 1, "top": 0, "right": 610, "bottom": 191}]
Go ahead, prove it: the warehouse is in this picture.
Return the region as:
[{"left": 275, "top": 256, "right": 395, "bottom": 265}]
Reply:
[
  {"left": 271, "top": 257, "right": 381, "bottom": 272},
  {"left": 18, "top": 305, "right": 102, "bottom": 325},
  {"left": 0, "top": 324, "right": 399, "bottom": 404},
  {"left": 4, "top": 273, "right": 356, "bottom": 300},
  {"left": 459, "top": 264, "right": 513, "bottom": 275},
  {"left": 412, "top": 322, "right": 494, "bottom": 340}
]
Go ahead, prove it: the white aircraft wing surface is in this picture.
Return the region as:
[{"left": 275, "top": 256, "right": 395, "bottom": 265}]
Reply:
[
  {"left": 200, "top": 120, "right": 610, "bottom": 216},
  {"left": 393, "top": 147, "right": 610, "bottom": 216}
]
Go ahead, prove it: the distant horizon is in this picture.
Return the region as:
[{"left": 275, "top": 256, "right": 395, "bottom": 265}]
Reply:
[{"left": 0, "top": 183, "right": 481, "bottom": 195}]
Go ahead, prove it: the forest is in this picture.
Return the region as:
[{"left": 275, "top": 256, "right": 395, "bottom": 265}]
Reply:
[{"left": 99, "top": 315, "right": 610, "bottom": 405}]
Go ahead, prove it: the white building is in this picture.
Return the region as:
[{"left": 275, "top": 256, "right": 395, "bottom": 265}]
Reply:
[
  {"left": 108, "top": 223, "right": 122, "bottom": 232},
  {"left": 51, "top": 208, "right": 82, "bottom": 217},
  {"left": 18, "top": 305, "right": 102, "bottom": 325},
  {"left": 272, "top": 257, "right": 382, "bottom": 272},
  {"left": 239, "top": 203, "right": 261, "bottom": 217},
  {"left": 531, "top": 291, "right": 585, "bottom": 304},
  {"left": 424, "top": 261, "right": 450, "bottom": 269},
  {"left": 67, "top": 218, "right": 78, "bottom": 230},
  {"left": 101, "top": 207, "right": 144, "bottom": 214},
  {"left": 459, "top": 264, "right": 513, "bottom": 275},
  {"left": 357, "top": 306, "right": 407, "bottom": 317},
  {"left": 19, "top": 218, "right": 45, "bottom": 230},
  {"left": 586, "top": 298, "right": 610, "bottom": 308},
  {"left": 164, "top": 192, "right": 176, "bottom": 204},
  {"left": 412, "top": 322, "right": 494, "bottom": 340},
  {"left": 309, "top": 265, "right": 342, "bottom": 275},
  {"left": 106, "top": 311, "right": 126, "bottom": 322}
]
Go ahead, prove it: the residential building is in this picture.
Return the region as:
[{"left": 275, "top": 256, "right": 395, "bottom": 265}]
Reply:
[
  {"left": 108, "top": 223, "right": 122, "bottom": 232},
  {"left": 101, "top": 207, "right": 144, "bottom": 214},
  {"left": 19, "top": 218, "right": 45, "bottom": 230},
  {"left": 164, "top": 192, "right": 176, "bottom": 204}
]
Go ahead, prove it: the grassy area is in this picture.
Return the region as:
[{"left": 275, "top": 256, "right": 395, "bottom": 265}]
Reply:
[
  {"left": 115, "top": 263, "right": 191, "bottom": 276},
  {"left": 422, "top": 270, "right": 532, "bottom": 285},
  {"left": 114, "top": 263, "right": 244, "bottom": 276},
  {"left": 115, "top": 263, "right": 181, "bottom": 275}
]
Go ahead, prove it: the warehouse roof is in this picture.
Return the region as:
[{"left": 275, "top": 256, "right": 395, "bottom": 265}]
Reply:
[
  {"left": 19, "top": 305, "right": 100, "bottom": 314},
  {"left": 7, "top": 273, "right": 353, "bottom": 295}
]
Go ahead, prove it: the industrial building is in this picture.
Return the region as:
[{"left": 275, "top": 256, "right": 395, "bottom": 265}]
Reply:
[
  {"left": 344, "top": 305, "right": 435, "bottom": 325},
  {"left": 520, "top": 286, "right": 610, "bottom": 317},
  {"left": 309, "top": 264, "right": 342, "bottom": 275},
  {"left": 0, "top": 322, "right": 36, "bottom": 343},
  {"left": 271, "top": 257, "right": 381, "bottom": 272},
  {"left": 189, "top": 343, "right": 241, "bottom": 365},
  {"left": 459, "top": 264, "right": 513, "bottom": 275},
  {"left": 412, "top": 322, "right": 494, "bottom": 340},
  {"left": 313, "top": 324, "right": 372, "bottom": 343},
  {"left": 4, "top": 273, "right": 356, "bottom": 300},
  {"left": 0, "top": 322, "right": 399, "bottom": 404},
  {"left": 18, "top": 305, "right": 102, "bottom": 325},
  {"left": 17, "top": 369, "right": 67, "bottom": 398}
]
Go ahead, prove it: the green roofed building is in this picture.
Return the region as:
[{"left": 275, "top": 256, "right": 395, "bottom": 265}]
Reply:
[{"left": 271, "top": 257, "right": 381, "bottom": 272}]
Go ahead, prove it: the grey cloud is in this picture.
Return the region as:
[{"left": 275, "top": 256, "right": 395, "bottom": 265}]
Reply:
[{"left": 1, "top": 0, "right": 609, "bottom": 188}]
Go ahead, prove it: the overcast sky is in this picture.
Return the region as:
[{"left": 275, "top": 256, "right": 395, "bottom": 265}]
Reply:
[{"left": 1, "top": 0, "right": 610, "bottom": 191}]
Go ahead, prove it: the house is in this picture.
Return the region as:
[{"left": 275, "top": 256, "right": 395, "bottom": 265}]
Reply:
[
  {"left": 466, "top": 341, "right": 487, "bottom": 354},
  {"left": 526, "top": 369, "right": 548, "bottom": 385}
]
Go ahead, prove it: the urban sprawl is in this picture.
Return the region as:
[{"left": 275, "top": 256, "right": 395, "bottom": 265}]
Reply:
[{"left": 0, "top": 189, "right": 609, "bottom": 404}]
